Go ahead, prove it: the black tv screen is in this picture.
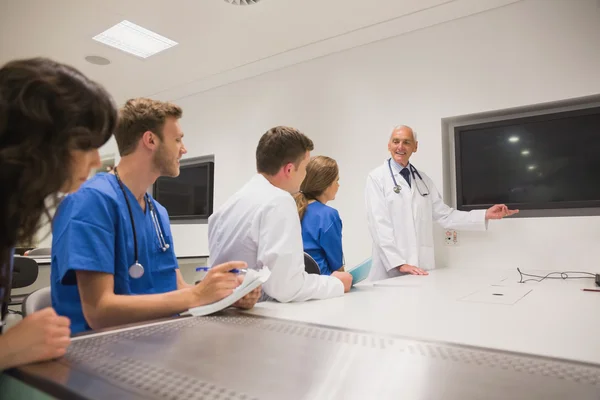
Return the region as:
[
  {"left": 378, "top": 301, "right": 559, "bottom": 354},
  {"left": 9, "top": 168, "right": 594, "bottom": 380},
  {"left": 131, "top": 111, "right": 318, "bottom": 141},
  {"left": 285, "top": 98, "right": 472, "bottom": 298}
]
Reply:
[
  {"left": 153, "top": 161, "right": 214, "bottom": 220},
  {"left": 455, "top": 107, "right": 600, "bottom": 211}
]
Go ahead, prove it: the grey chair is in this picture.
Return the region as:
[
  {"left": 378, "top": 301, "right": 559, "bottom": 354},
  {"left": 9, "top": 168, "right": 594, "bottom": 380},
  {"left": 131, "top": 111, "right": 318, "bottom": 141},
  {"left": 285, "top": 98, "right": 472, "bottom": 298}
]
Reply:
[
  {"left": 8, "top": 256, "right": 40, "bottom": 313},
  {"left": 303, "top": 252, "right": 320, "bottom": 275},
  {"left": 22, "top": 287, "right": 52, "bottom": 316},
  {"left": 27, "top": 247, "right": 51, "bottom": 257}
]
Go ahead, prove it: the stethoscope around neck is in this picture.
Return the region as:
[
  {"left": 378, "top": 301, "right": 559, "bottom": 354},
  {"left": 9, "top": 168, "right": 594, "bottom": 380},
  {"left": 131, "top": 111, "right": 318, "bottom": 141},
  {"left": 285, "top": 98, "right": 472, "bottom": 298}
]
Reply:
[
  {"left": 114, "top": 167, "right": 170, "bottom": 279},
  {"left": 387, "top": 158, "right": 430, "bottom": 197}
]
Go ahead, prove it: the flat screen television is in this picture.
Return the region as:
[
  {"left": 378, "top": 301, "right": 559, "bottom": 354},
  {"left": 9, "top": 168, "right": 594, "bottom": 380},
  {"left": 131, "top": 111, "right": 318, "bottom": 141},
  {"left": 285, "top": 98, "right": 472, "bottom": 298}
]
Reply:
[
  {"left": 152, "top": 160, "right": 214, "bottom": 221},
  {"left": 454, "top": 106, "right": 600, "bottom": 211}
]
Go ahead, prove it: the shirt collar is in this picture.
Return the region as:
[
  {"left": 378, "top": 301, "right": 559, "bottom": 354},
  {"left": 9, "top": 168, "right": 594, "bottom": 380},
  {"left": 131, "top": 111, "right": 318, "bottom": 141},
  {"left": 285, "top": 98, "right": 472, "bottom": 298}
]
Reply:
[{"left": 390, "top": 158, "right": 410, "bottom": 174}]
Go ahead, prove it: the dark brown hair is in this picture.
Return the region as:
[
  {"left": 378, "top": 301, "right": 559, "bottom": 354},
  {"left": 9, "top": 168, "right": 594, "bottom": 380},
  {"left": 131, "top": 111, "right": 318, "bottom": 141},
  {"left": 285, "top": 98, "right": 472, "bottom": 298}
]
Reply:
[
  {"left": 0, "top": 57, "right": 117, "bottom": 317},
  {"left": 294, "top": 156, "right": 339, "bottom": 220},
  {"left": 116, "top": 98, "right": 182, "bottom": 156},
  {"left": 256, "top": 126, "right": 314, "bottom": 175}
]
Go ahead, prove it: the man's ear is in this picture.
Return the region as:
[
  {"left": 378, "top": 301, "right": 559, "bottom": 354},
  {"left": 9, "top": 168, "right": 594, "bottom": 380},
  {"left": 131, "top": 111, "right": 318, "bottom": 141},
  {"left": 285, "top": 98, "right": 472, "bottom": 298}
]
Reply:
[
  {"left": 282, "top": 162, "right": 293, "bottom": 177},
  {"left": 414, "top": 141, "right": 418, "bottom": 153},
  {"left": 141, "top": 130, "right": 157, "bottom": 150}
]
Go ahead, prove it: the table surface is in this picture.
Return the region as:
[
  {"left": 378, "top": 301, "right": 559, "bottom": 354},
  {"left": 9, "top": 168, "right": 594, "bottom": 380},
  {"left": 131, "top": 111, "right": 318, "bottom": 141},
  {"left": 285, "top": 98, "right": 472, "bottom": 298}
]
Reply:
[
  {"left": 246, "top": 266, "right": 600, "bottom": 365},
  {"left": 6, "top": 311, "right": 600, "bottom": 400},
  {"left": 5, "top": 266, "right": 600, "bottom": 400}
]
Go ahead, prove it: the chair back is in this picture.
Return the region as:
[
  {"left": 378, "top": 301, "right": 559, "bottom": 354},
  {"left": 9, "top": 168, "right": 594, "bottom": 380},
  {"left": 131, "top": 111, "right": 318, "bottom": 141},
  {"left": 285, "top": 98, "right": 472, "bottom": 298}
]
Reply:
[
  {"left": 12, "top": 256, "right": 39, "bottom": 289},
  {"left": 303, "top": 252, "right": 320, "bottom": 275},
  {"left": 22, "top": 287, "right": 52, "bottom": 316},
  {"left": 27, "top": 247, "right": 51, "bottom": 256}
]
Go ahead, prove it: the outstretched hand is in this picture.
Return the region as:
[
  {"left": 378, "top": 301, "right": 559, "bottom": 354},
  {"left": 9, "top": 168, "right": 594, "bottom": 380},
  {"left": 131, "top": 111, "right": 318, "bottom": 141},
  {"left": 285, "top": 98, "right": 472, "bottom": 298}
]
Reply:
[{"left": 485, "top": 204, "right": 519, "bottom": 220}]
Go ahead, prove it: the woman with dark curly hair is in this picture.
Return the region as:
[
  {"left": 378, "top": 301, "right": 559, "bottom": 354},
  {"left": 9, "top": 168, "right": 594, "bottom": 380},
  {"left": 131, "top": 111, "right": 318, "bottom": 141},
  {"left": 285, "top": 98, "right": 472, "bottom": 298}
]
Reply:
[{"left": 0, "top": 57, "right": 117, "bottom": 370}]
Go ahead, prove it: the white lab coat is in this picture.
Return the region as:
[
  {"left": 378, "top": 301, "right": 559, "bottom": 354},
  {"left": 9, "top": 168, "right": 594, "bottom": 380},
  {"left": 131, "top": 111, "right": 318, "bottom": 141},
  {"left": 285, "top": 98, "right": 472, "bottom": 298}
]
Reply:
[
  {"left": 365, "top": 160, "right": 487, "bottom": 281},
  {"left": 208, "top": 174, "right": 344, "bottom": 302}
]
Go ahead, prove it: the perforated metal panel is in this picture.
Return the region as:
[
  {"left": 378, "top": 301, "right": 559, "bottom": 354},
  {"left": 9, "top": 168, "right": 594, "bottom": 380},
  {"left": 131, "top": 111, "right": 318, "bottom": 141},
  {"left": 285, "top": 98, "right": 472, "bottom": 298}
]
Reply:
[
  {"left": 55, "top": 313, "right": 600, "bottom": 400},
  {"left": 404, "top": 343, "right": 600, "bottom": 386}
]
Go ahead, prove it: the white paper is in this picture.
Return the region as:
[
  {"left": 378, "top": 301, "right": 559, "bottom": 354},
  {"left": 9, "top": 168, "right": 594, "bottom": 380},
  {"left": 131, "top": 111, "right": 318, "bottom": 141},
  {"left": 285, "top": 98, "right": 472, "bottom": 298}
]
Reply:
[
  {"left": 188, "top": 267, "right": 271, "bottom": 317},
  {"left": 458, "top": 285, "right": 533, "bottom": 305}
]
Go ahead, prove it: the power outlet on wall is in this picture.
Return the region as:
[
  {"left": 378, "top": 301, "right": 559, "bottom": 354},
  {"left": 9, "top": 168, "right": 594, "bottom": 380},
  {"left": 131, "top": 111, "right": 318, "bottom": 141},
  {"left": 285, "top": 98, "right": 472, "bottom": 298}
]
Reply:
[{"left": 444, "top": 230, "right": 459, "bottom": 246}]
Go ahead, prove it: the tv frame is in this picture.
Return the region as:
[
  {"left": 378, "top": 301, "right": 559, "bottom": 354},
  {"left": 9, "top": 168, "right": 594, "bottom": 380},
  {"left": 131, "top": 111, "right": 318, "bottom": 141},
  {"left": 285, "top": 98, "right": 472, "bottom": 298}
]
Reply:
[
  {"left": 152, "top": 155, "right": 215, "bottom": 222},
  {"left": 454, "top": 106, "right": 600, "bottom": 212}
]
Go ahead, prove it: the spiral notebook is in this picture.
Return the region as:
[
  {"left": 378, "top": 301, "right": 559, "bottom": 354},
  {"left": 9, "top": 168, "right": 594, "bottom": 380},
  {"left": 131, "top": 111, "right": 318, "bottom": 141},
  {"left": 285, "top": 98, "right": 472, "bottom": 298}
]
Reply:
[{"left": 188, "top": 267, "right": 271, "bottom": 317}]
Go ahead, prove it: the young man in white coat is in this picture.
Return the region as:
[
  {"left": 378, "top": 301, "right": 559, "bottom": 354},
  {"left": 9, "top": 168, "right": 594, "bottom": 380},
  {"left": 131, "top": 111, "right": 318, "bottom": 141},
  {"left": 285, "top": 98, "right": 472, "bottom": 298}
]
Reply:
[
  {"left": 365, "top": 125, "right": 518, "bottom": 281},
  {"left": 208, "top": 126, "right": 353, "bottom": 302}
]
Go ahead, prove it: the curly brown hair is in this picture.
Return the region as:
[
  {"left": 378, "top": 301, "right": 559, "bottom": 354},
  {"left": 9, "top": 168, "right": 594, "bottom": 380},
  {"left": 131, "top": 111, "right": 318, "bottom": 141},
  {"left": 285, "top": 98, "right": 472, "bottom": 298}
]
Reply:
[{"left": 0, "top": 58, "right": 117, "bottom": 317}]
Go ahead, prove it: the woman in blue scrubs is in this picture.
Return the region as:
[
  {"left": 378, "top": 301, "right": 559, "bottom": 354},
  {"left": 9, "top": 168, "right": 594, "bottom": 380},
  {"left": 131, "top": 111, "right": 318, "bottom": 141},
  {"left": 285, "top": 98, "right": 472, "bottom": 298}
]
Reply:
[
  {"left": 0, "top": 58, "right": 117, "bottom": 369},
  {"left": 294, "top": 156, "right": 345, "bottom": 275}
]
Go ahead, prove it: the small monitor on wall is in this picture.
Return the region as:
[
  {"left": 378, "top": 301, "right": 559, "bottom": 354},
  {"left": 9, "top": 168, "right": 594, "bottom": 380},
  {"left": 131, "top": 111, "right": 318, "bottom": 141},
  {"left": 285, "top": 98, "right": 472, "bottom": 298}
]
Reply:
[
  {"left": 152, "top": 157, "right": 214, "bottom": 221},
  {"left": 454, "top": 106, "right": 600, "bottom": 211}
]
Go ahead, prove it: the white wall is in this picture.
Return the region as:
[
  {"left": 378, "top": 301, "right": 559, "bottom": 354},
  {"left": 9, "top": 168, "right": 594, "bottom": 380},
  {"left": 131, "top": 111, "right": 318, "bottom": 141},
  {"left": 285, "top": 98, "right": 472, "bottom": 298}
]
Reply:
[{"left": 168, "top": 0, "right": 600, "bottom": 269}]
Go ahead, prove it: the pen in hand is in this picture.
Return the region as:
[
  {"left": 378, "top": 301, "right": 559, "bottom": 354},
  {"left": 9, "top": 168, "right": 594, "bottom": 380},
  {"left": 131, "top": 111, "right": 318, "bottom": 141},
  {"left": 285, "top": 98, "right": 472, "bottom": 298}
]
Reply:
[{"left": 196, "top": 267, "right": 247, "bottom": 274}]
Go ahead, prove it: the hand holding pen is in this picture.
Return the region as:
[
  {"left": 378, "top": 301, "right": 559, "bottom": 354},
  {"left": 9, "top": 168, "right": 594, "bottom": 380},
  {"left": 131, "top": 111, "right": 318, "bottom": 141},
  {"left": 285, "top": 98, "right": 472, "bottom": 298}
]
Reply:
[
  {"left": 189, "top": 261, "right": 247, "bottom": 307},
  {"left": 196, "top": 266, "right": 248, "bottom": 275}
]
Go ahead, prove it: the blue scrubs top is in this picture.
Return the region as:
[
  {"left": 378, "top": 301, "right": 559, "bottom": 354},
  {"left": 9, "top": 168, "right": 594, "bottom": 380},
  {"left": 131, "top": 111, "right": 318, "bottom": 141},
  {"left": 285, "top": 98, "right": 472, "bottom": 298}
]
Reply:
[
  {"left": 300, "top": 202, "right": 344, "bottom": 276},
  {"left": 51, "top": 173, "right": 178, "bottom": 334}
]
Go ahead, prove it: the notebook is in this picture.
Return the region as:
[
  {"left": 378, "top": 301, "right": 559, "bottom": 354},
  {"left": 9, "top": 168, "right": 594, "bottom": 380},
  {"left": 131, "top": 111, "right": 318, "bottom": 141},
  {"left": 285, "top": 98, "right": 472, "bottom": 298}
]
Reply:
[
  {"left": 347, "top": 258, "right": 372, "bottom": 285},
  {"left": 188, "top": 267, "right": 271, "bottom": 317}
]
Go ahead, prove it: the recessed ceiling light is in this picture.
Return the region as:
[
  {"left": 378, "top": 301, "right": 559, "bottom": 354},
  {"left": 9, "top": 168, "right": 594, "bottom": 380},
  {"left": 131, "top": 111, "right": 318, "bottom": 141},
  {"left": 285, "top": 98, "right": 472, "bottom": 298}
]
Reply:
[
  {"left": 85, "top": 55, "right": 111, "bottom": 66},
  {"left": 223, "top": 0, "right": 261, "bottom": 4},
  {"left": 92, "top": 20, "right": 177, "bottom": 59},
  {"left": 508, "top": 136, "right": 520, "bottom": 143}
]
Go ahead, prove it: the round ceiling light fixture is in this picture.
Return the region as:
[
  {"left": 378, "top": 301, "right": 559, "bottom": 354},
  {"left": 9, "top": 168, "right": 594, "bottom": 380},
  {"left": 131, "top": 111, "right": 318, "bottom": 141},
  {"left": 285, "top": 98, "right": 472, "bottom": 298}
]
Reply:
[
  {"left": 85, "top": 55, "right": 111, "bottom": 66},
  {"left": 223, "top": 0, "right": 261, "bottom": 5}
]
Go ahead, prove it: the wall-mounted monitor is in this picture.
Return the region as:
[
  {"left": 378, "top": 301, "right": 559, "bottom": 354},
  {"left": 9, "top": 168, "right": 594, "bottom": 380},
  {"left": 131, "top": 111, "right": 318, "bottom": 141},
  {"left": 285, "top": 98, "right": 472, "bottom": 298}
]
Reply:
[
  {"left": 152, "top": 156, "right": 214, "bottom": 221},
  {"left": 454, "top": 107, "right": 600, "bottom": 211}
]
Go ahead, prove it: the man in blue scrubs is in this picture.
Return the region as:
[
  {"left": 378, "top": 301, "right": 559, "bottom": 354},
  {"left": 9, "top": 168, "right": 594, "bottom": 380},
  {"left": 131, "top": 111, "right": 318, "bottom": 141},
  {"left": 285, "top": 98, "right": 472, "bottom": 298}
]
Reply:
[{"left": 51, "top": 98, "right": 260, "bottom": 334}]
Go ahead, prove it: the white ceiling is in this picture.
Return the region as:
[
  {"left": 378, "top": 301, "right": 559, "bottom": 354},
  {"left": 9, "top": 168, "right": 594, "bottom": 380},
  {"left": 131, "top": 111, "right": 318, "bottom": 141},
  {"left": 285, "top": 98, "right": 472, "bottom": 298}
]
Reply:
[{"left": 0, "top": 0, "right": 520, "bottom": 104}]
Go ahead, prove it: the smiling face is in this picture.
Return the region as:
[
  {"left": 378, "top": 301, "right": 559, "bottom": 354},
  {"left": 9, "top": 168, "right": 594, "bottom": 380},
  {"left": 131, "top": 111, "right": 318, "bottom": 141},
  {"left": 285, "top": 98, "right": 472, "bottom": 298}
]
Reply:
[{"left": 388, "top": 126, "right": 418, "bottom": 167}]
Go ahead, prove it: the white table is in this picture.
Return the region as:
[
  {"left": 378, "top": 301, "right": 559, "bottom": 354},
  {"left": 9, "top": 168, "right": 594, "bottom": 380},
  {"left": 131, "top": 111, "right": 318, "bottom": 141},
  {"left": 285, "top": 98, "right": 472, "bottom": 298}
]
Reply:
[{"left": 245, "top": 267, "right": 600, "bottom": 365}]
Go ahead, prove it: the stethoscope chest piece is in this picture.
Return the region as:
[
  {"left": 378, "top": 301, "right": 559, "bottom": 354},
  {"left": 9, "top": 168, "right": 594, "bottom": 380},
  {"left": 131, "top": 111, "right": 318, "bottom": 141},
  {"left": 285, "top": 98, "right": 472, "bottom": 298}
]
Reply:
[
  {"left": 387, "top": 158, "right": 430, "bottom": 197},
  {"left": 129, "top": 262, "right": 144, "bottom": 279}
]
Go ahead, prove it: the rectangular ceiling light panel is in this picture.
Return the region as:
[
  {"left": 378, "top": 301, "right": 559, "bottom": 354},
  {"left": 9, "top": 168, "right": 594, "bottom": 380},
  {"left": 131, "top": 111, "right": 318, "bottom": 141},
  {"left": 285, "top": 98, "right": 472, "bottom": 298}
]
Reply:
[{"left": 93, "top": 20, "right": 178, "bottom": 58}]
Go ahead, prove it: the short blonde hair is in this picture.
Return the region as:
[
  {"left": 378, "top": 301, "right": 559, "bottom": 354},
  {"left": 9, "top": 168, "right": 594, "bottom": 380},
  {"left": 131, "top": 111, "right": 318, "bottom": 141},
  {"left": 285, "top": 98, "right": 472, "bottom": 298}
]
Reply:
[{"left": 116, "top": 98, "right": 182, "bottom": 156}]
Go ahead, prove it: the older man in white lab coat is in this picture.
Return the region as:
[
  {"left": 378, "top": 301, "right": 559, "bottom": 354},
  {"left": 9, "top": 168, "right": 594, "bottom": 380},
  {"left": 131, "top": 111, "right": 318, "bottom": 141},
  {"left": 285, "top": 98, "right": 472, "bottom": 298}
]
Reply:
[
  {"left": 365, "top": 125, "right": 518, "bottom": 281},
  {"left": 209, "top": 126, "right": 353, "bottom": 302}
]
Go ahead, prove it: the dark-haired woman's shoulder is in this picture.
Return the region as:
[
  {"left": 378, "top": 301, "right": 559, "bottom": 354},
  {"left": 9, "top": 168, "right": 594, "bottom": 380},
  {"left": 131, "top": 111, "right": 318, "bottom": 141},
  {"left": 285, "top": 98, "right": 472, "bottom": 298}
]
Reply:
[
  {"left": 66, "top": 172, "right": 123, "bottom": 203},
  {"left": 53, "top": 173, "right": 122, "bottom": 229}
]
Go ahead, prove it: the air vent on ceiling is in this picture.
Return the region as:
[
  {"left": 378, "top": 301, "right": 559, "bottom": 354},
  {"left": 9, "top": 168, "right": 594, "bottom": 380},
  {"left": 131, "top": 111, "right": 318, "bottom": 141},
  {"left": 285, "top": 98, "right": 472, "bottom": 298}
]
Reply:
[{"left": 223, "top": 0, "right": 261, "bottom": 4}]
